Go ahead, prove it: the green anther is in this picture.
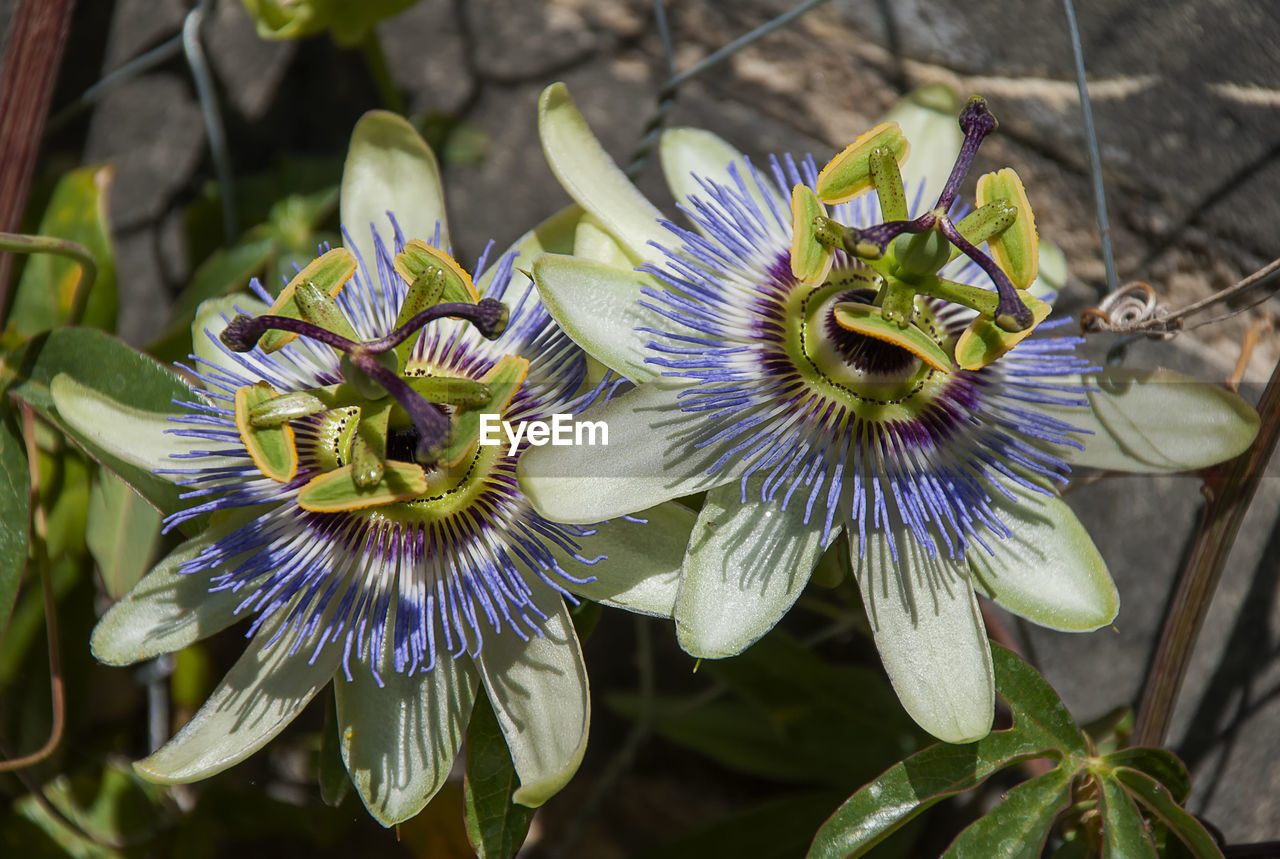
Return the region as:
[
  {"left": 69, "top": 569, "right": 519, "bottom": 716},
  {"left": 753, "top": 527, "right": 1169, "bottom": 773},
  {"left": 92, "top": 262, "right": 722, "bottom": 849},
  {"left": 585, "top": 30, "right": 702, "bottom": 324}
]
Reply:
[
  {"left": 393, "top": 240, "right": 479, "bottom": 306},
  {"left": 831, "top": 302, "right": 952, "bottom": 373},
  {"left": 248, "top": 390, "right": 328, "bottom": 427},
  {"left": 870, "top": 146, "right": 908, "bottom": 222},
  {"left": 815, "top": 121, "right": 910, "bottom": 204},
  {"left": 234, "top": 382, "right": 299, "bottom": 483},
  {"left": 293, "top": 280, "right": 359, "bottom": 341},
  {"left": 951, "top": 201, "right": 1018, "bottom": 263},
  {"left": 915, "top": 277, "right": 1001, "bottom": 319},
  {"left": 259, "top": 247, "right": 358, "bottom": 353},
  {"left": 391, "top": 269, "right": 447, "bottom": 364},
  {"left": 407, "top": 375, "right": 492, "bottom": 408},
  {"left": 297, "top": 461, "right": 428, "bottom": 513},
  {"left": 339, "top": 349, "right": 399, "bottom": 401},
  {"left": 977, "top": 168, "right": 1040, "bottom": 289},
  {"left": 790, "top": 184, "right": 833, "bottom": 285},
  {"left": 813, "top": 215, "right": 846, "bottom": 249},
  {"left": 350, "top": 401, "right": 392, "bottom": 489},
  {"left": 878, "top": 278, "right": 917, "bottom": 327},
  {"left": 892, "top": 230, "right": 952, "bottom": 278},
  {"left": 954, "top": 293, "right": 1051, "bottom": 370},
  {"left": 434, "top": 355, "right": 528, "bottom": 467}
]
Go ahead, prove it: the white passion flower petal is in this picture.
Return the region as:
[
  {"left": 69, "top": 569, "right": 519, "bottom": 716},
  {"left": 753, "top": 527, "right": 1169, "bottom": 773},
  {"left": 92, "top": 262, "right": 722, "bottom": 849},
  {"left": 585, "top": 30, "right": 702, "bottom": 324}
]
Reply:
[
  {"left": 518, "top": 380, "right": 745, "bottom": 523},
  {"left": 91, "top": 510, "right": 258, "bottom": 665},
  {"left": 473, "top": 583, "right": 589, "bottom": 807},
  {"left": 537, "top": 83, "right": 670, "bottom": 265},
  {"left": 675, "top": 485, "right": 835, "bottom": 659},
  {"left": 1045, "top": 367, "right": 1259, "bottom": 473},
  {"left": 341, "top": 110, "right": 449, "bottom": 276},
  {"left": 336, "top": 611, "right": 479, "bottom": 827},
  {"left": 51, "top": 375, "right": 240, "bottom": 477},
  {"left": 560, "top": 501, "right": 695, "bottom": 617},
  {"left": 532, "top": 253, "right": 666, "bottom": 383},
  {"left": 969, "top": 480, "right": 1117, "bottom": 631},
  {"left": 660, "top": 127, "right": 784, "bottom": 219},
  {"left": 135, "top": 607, "right": 341, "bottom": 783},
  {"left": 853, "top": 525, "right": 995, "bottom": 744}
]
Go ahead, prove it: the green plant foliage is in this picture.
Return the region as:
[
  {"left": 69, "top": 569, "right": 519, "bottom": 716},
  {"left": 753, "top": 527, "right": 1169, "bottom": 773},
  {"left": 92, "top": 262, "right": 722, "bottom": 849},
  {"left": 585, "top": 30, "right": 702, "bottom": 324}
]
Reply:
[
  {"left": 0, "top": 415, "right": 31, "bottom": 630},
  {"left": 808, "top": 646, "right": 1222, "bottom": 858},
  {"left": 1, "top": 328, "right": 194, "bottom": 519},
  {"left": 7, "top": 165, "right": 117, "bottom": 337},
  {"left": 464, "top": 695, "right": 536, "bottom": 859},
  {"left": 85, "top": 469, "right": 163, "bottom": 600}
]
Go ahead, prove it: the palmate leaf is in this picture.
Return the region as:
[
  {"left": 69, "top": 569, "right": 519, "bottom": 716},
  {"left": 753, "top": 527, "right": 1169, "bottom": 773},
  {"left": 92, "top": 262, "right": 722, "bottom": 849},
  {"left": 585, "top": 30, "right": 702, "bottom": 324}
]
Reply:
[{"left": 808, "top": 646, "right": 1219, "bottom": 858}]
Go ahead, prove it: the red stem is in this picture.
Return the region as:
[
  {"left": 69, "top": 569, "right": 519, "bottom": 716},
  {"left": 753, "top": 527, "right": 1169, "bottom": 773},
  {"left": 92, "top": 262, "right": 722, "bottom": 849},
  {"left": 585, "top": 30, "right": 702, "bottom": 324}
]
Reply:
[{"left": 0, "top": 0, "right": 77, "bottom": 323}]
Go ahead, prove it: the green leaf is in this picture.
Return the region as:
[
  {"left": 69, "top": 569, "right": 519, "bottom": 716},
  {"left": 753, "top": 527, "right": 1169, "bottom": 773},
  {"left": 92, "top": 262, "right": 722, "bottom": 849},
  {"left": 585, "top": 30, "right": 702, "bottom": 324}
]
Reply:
[
  {"left": 640, "top": 792, "right": 847, "bottom": 859},
  {"left": 1111, "top": 768, "right": 1222, "bottom": 859},
  {"left": 941, "top": 766, "right": 1073, "bottom": 858},
  {"left": 464, "top": 694, "right": 536, "bottom": 859},
  {"left": 1096, "top": 773, "right": 1158, "bottom": 859},
  {"left": 86, "top": 469, "right": 163, "bottom": 600},
  {"left": 341, "top": 110, "right": 447, "bottom": 280},
  {"left": 1100, "top": 747, "right": 1191, "bottom": 803},
  {"left": 0, "top": 415, "right": 30, "bottom": 631},
  {"left": 807, "top": 645, "right": 1088, "bottom": 858},
  {"left": 537, "top": 83, "right": 670, "bottom": 264},
  {"left": 613, "top": 629, "right": 922, "bottom": 789},
  {"left": 531, "top": 253, "right": 663, "bottom": 383},
  {"left": 1043, "top": 367, "right": 1259, "bottom": 474},
  {"left": 2, "top": 328, "right": 195, "bottom": 518},
  {"left": 9, "top": 165, "right": 117, "bottom": 335}
]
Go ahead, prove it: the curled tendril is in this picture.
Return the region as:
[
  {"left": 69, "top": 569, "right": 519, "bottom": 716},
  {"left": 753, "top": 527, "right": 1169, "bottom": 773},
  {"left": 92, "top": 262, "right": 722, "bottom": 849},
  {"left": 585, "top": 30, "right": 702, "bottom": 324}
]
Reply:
[{"left": 1081, "top": 281, "right": 1177, "bottom": 339}]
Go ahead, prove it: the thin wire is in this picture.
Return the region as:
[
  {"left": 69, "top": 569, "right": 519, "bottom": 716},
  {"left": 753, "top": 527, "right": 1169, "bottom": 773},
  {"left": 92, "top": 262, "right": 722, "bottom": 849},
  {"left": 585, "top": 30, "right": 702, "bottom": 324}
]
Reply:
[
  {"left": 628, "top": 0, "right": 832, "bottom": 175},
  {"left": 183, "top": 0, "right": 238, "bottom": 242},
  {"left": 45, "top": 34, "right": 185, "bottom": 135},
  {"left": 1062, "top": 0, "right": 1118, "bottom": 297}
]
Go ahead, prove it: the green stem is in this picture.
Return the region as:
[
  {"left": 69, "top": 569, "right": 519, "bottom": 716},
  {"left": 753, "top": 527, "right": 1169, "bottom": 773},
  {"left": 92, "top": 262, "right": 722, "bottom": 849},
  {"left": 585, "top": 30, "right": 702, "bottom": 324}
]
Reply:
[
  {"left": 1133, "top": 355, "right": 1280, "bottom": 747},
  {"left": 356, "top": 28, "right": 406, "bottom": 115},
  {"left": 0, "top": 232, "right": 97, "bottom": 327}
]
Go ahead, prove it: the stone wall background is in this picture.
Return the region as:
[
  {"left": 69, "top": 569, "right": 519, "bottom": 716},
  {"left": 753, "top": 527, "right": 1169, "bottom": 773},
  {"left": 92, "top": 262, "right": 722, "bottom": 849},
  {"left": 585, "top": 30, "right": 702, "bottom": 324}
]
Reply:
[{"left": 4, "top": 0, "right": 1278, "bottom": 851}]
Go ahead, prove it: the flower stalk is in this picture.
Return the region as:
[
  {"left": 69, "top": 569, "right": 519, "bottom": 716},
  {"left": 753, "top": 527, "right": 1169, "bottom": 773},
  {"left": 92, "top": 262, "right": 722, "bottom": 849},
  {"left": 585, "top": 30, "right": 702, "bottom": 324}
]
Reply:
[{"left": 1134, "top": 354, "right": 1280, "bottom": 747}]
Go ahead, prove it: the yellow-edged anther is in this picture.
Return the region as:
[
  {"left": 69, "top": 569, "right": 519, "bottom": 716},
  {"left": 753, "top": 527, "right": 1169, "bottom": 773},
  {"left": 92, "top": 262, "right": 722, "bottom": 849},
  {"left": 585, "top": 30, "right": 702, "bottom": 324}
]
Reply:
[
  {"left": 832, "top": 302, "right": 952, "bottom": 373},
  {"left": 235, "top": 382, "right": 299, "bottom": 482},
  {"left": 436, "top": 355, "right": 529, "bottom": 467},
  {"left": 954, "top": 294, "right": 1051, "bottom": 370},
  {"left": 790, "top": 185, "right": 833, "bottom": 285},
  {"left": 259, "top": 248, "right": 358, "bottom": 353},
  {"left": 976, "top": 168, "right": 1039, "bottom": 289},
  {"left": 297, "top": 461, "right": 429, "bottom": 512},
  {"left": 815, "top": 122, "right": 910, "bottom": 205},
  {"left": 394, "top": 241, "right": 479, "bottom": 305}
]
